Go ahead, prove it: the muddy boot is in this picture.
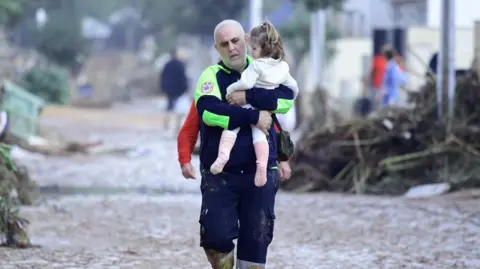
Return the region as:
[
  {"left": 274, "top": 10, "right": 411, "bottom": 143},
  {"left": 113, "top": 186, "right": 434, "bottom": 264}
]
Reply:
[{"left": 204, "top": 248, "right": 234, "bottom": 269}]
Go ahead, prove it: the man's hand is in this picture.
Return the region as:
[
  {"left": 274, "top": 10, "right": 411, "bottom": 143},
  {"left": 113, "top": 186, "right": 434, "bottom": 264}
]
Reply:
[
  {"left": 181, "top": 163, "right": 196, "bottom": 179},
  {"left": 278, "top": 161, "right": 291, "bottom": 181},
  {"left": 226, "top": 91, "right": 247, "bottom": 106},
  {"left": 256, "top": 111, "right": 272, "bottom": 134}
]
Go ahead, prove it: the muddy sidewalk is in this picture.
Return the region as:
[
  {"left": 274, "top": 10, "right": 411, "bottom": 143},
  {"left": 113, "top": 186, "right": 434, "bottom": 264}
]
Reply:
[{"left": 2, "top": 104, "right": 479, "bottom": 268}]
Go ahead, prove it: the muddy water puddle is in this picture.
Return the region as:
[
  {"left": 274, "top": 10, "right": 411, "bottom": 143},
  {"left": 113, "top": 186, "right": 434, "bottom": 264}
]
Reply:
[{"left": 37, "top": 185, "right": 196, "bottom": 199}]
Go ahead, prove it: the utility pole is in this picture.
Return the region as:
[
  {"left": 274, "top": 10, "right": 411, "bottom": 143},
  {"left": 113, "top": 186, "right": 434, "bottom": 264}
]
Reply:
[
  {"left": 249, "top": 0, "right": 263, "bottom": 30},
  {"left": 436, "top": 0, "right": 455, "bottom": 126},
  {"left": 437, "top": 0, "right": 456, "bottom": 183},
  {"left": 310, "top": 9, "right": 326, "bottom": 89},
  {"left": 446, "top": 0, "right": 456, "bottom": 132}
]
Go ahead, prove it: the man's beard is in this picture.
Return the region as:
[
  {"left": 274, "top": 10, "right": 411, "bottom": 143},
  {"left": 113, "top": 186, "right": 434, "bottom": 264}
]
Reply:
[{"left": 224, "top": 55, "right": 246, "bottom": 72}]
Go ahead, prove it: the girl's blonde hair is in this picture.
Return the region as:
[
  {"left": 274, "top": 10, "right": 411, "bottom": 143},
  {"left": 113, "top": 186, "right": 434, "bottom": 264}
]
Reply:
[{"left": 250, "top": 20, "right": 285, "bottom": 60}]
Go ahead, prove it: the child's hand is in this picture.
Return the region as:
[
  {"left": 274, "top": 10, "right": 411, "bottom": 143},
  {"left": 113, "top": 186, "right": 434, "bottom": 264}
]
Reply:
[{"left": 256, "top": 111, "right": 272, "bottom": 134}]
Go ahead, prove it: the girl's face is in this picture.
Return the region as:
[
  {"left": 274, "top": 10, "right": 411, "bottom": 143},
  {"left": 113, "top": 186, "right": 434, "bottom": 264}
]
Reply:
[{"left": 250, "top": 41, "right": 262, "bottom": 59}]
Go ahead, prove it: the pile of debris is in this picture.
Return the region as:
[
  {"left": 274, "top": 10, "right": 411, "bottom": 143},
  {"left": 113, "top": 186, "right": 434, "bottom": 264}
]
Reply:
[{"left": 282, "top": 71, "right": 480, "bottom": 195}]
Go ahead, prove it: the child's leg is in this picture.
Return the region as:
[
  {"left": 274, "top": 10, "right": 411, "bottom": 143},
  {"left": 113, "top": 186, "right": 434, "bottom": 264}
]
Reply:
[
  {"left": 210, "top": 128, "right": 239, "bottom": 174},
  {"left": 251, "top": 126, "right": 269, "bottom": 187}
]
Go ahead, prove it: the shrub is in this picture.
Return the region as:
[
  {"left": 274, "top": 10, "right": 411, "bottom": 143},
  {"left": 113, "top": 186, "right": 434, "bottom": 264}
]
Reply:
[{"left": 20, "top": 66, "right": 69, "bottom": 105}]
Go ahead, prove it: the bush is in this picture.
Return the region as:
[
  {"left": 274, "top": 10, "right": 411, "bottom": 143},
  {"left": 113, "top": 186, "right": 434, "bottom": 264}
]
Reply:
[
  {"left": 33, "top": 9, "right": 88, "bottom": 71},
  {"left": 0, "top": 143, "right": 31, "bottom": 248},
  {"left": 20, "top": 67, "right": 69, "bottom": 105}
]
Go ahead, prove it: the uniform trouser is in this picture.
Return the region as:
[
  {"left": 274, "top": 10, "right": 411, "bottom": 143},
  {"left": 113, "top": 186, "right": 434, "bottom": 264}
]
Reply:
[{"left": 199, "top": 169, "right": 280, "bottom": 268}]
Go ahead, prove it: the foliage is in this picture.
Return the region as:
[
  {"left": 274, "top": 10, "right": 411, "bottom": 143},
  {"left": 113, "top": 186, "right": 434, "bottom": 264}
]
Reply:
[
  {"left": 0, "top": 143, "right": 30, "bottom": 248},
  {"left": 178, "top": 0, "right": 248, "bottom": 37},
  {"left": 33, "top": 8, "right": 88, "bottom": 71},
  {"left": 280, "top": 1, "right": 342, "bottom": 70},
  {"left": 0, "top": 144, "right": 14, "bottom": 172},
  {"left": 139, "top": 0, "right": 247, "bottom": 48},
  {"left": 293, "top": 0, "right": 344, "bottom": 11},
  {"left": 0, "top": 196, "right": 30, "bottom": 247},
  {"left": 0, "top": 0, "right": 28, "bottom": 28},
  {"left": 20, "top": 66, "right": 69, "bottom": 105},
  {"left": 279, "top": 4, "right": 311, "bottom": 67}
]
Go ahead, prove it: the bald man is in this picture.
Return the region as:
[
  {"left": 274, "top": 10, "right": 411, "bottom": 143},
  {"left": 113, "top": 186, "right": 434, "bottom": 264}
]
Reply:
[{"left": 193, "top": 19, "right": 296, "bottom": 268}]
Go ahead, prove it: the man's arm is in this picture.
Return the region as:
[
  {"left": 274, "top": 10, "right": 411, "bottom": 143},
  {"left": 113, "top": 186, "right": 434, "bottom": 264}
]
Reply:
[
  {"left": 195, "top": 66, "right": 260, "bottom": 130},
  {"left": 177, "top": 101, "right": 200, "bottom": 167},
  {"left": 245, "top": 84, "right": 296, "bottom": 114}
]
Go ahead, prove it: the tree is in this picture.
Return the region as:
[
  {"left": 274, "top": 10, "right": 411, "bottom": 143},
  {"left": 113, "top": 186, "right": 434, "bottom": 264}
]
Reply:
[
  {"left": 293, "top": 0, "right": 344, "bottom": 12},
  {"left": 0, "top": 0, "right": 31, "bottom": 28},
  {"left": 280, "top": 0, "right": 344, "bottom": 129},
  {"left": 140, "top": 0, "right": 247, "bottom": 47},
  {"left": 178, "top": 0, "right": 248, "bottom": 38},
  {"left": 281, "top": 0, "right": 345, "bottom": 69},
  {"left": 33, "top": 1, "right": 88, "bottom": 71}
]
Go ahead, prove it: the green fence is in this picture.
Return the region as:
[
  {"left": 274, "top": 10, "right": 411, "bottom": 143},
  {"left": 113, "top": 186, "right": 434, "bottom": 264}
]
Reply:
[{"left": 1, "top": 80, "right": 45, "bottom": 141}]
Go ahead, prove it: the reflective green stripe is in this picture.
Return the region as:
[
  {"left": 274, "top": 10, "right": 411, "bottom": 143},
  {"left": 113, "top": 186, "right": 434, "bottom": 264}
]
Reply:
[
  {"left": 195, "top": 65, "right": 222, "bottom": 103},
  {"left": 202, "top": 110, "right": 229, "bottom": 129},
  {"left": 270, "top": 166, "right": 278, "bottom": 170},
  {"left": 273, "top": 98, "right": 294, "bottom": 114},
  {"left": 194, "top": 58, "right": 253, "bottom": 105}
]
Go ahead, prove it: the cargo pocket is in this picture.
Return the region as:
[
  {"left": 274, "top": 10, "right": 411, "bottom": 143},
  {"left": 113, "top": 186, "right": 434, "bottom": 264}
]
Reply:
[
  {"left": 198, "top": 206, "right": 208, "bottom": 247},
  {"left": 263, "top": 206, "right": 276, "bottom": 245}
]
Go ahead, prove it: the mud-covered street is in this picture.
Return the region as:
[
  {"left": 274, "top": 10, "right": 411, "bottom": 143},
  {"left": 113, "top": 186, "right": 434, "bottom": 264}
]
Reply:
[{"left": 1, "top": 103, "right": 479, "bottom": 269}]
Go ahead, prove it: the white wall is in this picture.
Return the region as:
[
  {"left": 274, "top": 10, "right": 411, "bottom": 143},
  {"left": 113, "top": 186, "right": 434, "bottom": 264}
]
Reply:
[
  {"left": 341, "top": 0, "right": 480, "bottom": 35},
  {"left": 323, "top": 38, "right": 372, "bottom": 99},
  {"left": 406, "top": 26, "right": 474, "bottom": 91},
  {"left": 301, "top": 26, "right": 474, "bottom": 105},
  {"left": 427, "top": 0, "right": 480, "bottom": 28}
]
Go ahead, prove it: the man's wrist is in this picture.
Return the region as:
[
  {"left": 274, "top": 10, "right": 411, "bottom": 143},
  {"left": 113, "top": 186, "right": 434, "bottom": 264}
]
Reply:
[
  {"left": 245, "top": 90, "right": 254, "bottom": 104},
  {"left": 180, "top": 161, "right": 191, "bottom": 168},
  {"left": 248, "top": 109, "right": 260, "bottom": 125}
]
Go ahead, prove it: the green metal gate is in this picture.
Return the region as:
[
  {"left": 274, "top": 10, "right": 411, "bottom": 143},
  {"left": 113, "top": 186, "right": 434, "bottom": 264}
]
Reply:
[{"left": 1, "top": 80, "right": 45, "bottom": 141}]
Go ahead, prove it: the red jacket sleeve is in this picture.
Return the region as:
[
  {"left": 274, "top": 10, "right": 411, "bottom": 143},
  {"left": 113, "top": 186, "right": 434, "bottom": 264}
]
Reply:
[{"left": 177, "top": 101, "right": 200, "bottom": 167}]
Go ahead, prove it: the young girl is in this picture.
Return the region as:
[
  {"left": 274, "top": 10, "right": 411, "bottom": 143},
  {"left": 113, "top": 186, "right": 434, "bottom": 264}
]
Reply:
[{"left": 210, "top": 21, "right": 299, "bottom": 187}]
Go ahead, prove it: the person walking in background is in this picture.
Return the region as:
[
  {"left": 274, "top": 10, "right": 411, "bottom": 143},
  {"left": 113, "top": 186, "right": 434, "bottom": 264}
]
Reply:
[
  {"left": 370, "top": 44, "right": 405, "bottom": 103},
  {"left": 381, "top": 47, "right": 407, "bottom": 106},
  {"left": 159, "top": 48, "right": 189, "bottom": 136}
]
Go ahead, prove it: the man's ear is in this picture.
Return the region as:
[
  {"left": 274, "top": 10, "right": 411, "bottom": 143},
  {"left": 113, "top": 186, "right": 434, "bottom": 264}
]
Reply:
[
  {"left": 244, "top": 34, "right": 249, "bottom": 44},
  {"left": 214, "top": 43, "right": 219, "bottom": 53}
]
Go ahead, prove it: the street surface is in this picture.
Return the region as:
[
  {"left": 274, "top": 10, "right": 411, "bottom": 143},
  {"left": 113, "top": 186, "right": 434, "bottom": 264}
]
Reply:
[{"left": 1, "top": 100, "right": 479, "bottom": 268}]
